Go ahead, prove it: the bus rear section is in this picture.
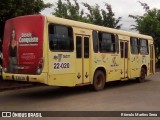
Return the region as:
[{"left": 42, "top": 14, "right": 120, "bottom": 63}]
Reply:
[{"left": 2, "top": 15, "right": 47, "bottom": 84}]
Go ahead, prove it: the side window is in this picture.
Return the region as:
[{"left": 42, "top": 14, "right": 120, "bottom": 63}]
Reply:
[
  {"left": 115, "top": 34, "right": 119, "bottom": 53},
  {"left": 92, "top": 30, "right": 98, "bottom": 53},
  {"left": 48, "top": 24, "right": 73, "bottom": 51},
  {"left": 130, "top": 37, "right": 139, "bottom": 54},
  {"left": 120, "top": 42, "right": 124, "bottom": 58},
  {"left": 125, "top": 42, "right": 128, "bottom": 58},
  {"left": 99, "top": 32, "right": 116, "bottom": 53},
  {"left": 76, "top": 36, "right": 82, "bottom": 58},
  {"left": 140, "top": 39, "right": 149, "bottom": 55},
  {"left": 84, "top": 37, "right": 89, "bottom": 58}
]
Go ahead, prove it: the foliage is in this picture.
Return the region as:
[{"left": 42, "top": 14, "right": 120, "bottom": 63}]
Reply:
[
  {"left": 53, "top": 0, "right": 122, "bottom": 29},
  {"left": 53, "top": 0, "right": 87, "bottom": 22},
  {"left": 0, "top": 0, "right": 52, "bottom": 39},
  {"left": 129, "top": 1, "right": 160, "bottom": 59},
  {"left": 0, "top": 0, "right": 51, "bottom": 21}
]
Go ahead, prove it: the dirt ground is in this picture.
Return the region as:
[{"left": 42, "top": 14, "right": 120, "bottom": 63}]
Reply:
[{"left": 0, "top": 79, "right": 34, "bottom": 92}]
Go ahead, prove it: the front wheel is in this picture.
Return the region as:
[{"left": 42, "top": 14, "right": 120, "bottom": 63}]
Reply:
[
  {"left": 92, "top": 70, "right": 106, "bottom": 91},
  {"left": 136, "top": 67, "right": 146, "bottom": 82}
]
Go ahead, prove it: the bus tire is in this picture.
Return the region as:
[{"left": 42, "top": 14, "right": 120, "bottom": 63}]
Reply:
[
  {"left": 136, "top": 67, "right": 146, "bottom": 82},
  {"left": 93, "top": 70, "right": 106, "bottom": 91}
]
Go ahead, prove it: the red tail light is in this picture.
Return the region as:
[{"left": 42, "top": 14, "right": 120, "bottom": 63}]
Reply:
[
  {"left": 2, "top": 58, "right": 7, "bottom": 72},
  {"left": 3, "top": 58, "right": 6, "bottom": 68},
  {"left": 38, "top": 58, "right": 44, "bottom": 69},
  {"left": 37, "top": 57, "right": 44, "bottom": 74}
]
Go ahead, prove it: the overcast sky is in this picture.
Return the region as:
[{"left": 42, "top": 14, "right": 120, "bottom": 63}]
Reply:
[{"left": 41, "top": 0, "right": 160, "bottom": 32}]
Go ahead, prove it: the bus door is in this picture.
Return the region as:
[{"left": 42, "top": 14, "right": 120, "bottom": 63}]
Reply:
[
  {"left": 150, "top": 45, "right": 154, "bottom": 73},
  {"left": 120, "top": 41, "right": 128, "bottom": 78},
  {"left": 75, "top": 35, "right": 90, "bottom": 84}
]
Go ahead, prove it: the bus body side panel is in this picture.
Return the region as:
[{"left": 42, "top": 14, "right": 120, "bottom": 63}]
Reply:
[
  {"left": 91, "top": 53, "right": 122, "bottom": 82},
  {"left": 47, "top": 51, "right": 76, "bottom": 87},
  {"left": 130, "top": 40, "right": 152, "bottom": 78},
  {"left": 46, "top": 22, "right": 76, "bottom": 87}
]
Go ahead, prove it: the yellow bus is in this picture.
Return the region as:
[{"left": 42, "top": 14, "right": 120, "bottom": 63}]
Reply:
[{"left": 2, "top": 15, "right": 155, "bottom": 90}]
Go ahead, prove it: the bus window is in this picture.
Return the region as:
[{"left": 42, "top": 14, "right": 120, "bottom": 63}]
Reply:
[
  {"left": 48, "top": 24, "right": 73, "bottom": 51},
  {"left": 130, "top": 37, "right": 139, "bottom": 54},
  {"left": 140, "top": 39, "right": 149, "bottom": 55},
  {"left": 76, "top": 36, "right": 82, "bottom": 58},
  {"left": 98, "top": 32, "right": 115, "bottom": 53},
  {"left": 125, "top": 42, "right": 128, "bottom": 58},
  {"left": 120, "top": 42, "right": 124, "bottom": 58},
  {"left": 120, "top": 42, "right": 128, "bottom": 58},
  {"left": 84, "top": 37, "right": 89, "bottom": 58},
  {"left": 115, "top": 34, "right": 119, "bottom": 53},
  {"left": 92, "top": 30, "right": 98, "bottom": 53}
]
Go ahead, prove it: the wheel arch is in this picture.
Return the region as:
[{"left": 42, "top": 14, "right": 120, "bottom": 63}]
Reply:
[
  {"left": 141, "top": 64, "right": 147, "bottom": 75},
  {"left": 93, "top": 67, "right": 106, "bottom": 83}
]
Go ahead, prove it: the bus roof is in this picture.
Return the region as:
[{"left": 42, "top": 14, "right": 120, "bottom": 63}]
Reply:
[
  {"left": 46, "top": 15, "right": 153, "bottom": 40},
  {"left": 7, "top": 15, "right": 153, "bottom": 40}
]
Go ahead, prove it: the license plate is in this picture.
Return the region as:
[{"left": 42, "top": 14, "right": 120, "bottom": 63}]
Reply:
[{"left": 14, "top": 76, "right": 26, "bottom": 81}]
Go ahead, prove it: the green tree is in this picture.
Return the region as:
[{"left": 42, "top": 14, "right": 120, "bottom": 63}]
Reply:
[
  {"left": 82, "top": 3, "right": 103, "bottom": 25},
  {"left": 53, "top": 0, "right": 122, "bottom": 29},
  {"left": 53, "top": 0, "right": 68, "bottom": 18},
  {"left": 102, "top": 3, "right": 122, "bottom": 29},
  {"left": 0, "top": 0, "right": 52, "bottom": 39},
  {"left": 53, "top": 0, "right": 87, "bottom": 22},
  {"left": 129, "top": 1, "right": 160, "bottom": 60}
]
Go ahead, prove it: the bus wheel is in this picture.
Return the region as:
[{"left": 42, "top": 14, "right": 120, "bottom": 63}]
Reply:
[
  {"left": 93, "top": 70, "right": 106, "bottom": 91},
  {"left": 136, "top": 67, "right": 146, "bottom": 82}
]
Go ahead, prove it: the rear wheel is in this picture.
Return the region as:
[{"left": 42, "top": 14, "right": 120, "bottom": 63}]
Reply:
[
  {"left": 136, "top": 67, "right": 146, "bottom": 82},
  {"left": 93, "top": 70, "right": 106, "bottom": 91}
]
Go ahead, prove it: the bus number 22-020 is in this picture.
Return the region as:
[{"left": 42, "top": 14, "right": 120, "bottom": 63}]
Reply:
[{"left": 54, "top": 62, "right": 70, "bottom": 69}]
